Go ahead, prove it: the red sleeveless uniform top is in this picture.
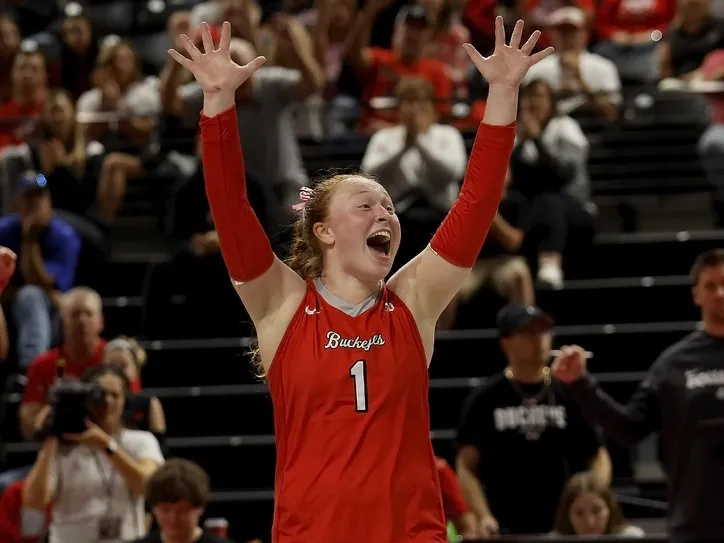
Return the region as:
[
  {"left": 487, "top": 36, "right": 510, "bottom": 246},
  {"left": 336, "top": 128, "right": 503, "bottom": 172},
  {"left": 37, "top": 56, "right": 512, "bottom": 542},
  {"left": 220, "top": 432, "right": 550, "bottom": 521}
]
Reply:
[{"left": 266, "top": 280, "right": 447, "bottom": 543}]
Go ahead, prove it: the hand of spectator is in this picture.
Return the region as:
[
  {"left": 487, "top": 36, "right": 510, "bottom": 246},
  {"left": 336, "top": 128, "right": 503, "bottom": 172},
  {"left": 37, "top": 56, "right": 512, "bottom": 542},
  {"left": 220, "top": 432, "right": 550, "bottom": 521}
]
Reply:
[
  {"left": 33, "top": 404, "right": 51, "bottom": 434},
  {"left": 560, "top": 51, "right": 581, "bottom": 76},
  {"left": 478, "top": 514, "right": 499, "bottom": 538},
  {"left": 168, "top": 21, "right": 266, "bottom": 97},
  {"left": 0, "top": 247, "right": 15, "bottom": 293},
  {"left": 551, "top": 345, "right": 588, "bottom": 383},
  {"left": 520, "top": 111, "right": 541, "bottom": 139},
  {"left": 22, "top": 214, "right": 44, "bottom": 240},
  {"left": 190, "top": 231, "right": 221, "bottom": 256},
  {"left": 63, "top": 418, "right": 112, "bottom": 449},
  {"left": 463, "top": 17, "right": 553, "bottom": 89}
]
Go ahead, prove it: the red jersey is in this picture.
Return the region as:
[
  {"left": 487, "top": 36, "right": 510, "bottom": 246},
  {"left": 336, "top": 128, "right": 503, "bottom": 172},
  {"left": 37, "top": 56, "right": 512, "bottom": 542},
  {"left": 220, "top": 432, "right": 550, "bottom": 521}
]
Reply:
[
  {"left": 267, "top": 280, "right": 447, "bottom": 543},
  {"left": 435, "top": 458, "right": 470, "bottom": 520}
]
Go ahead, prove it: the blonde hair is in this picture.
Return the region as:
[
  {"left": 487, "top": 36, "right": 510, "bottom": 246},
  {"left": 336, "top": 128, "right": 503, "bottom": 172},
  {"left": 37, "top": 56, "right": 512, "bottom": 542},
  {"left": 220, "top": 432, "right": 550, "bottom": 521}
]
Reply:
[
  {"left": 105, "top": 335, "right": 147, "bottom": 368},
  {"left": 250, "top": 174, "right": 373, "bottom": 378},
  {"left": 41, "top": 89, "right": 87, "bottom": 178},
  {"left": 61, "top": 286, "right": 102, "bottom": 315}
]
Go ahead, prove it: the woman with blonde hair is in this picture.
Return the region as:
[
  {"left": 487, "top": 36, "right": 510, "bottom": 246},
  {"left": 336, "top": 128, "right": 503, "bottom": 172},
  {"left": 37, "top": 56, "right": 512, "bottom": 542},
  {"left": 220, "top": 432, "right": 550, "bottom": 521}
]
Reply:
[{"left": 552, "top": 471, "right": 644, "bottom": 537}]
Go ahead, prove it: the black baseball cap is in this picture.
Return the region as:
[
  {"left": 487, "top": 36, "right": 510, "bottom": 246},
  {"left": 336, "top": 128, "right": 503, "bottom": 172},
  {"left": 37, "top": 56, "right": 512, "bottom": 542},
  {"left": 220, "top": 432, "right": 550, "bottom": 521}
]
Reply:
[
  {"left": 497, "top": 304, "right": 554, "bottom": 337},
  {"left": 397, "top": 4, "right": 430, "bottom": 26}
]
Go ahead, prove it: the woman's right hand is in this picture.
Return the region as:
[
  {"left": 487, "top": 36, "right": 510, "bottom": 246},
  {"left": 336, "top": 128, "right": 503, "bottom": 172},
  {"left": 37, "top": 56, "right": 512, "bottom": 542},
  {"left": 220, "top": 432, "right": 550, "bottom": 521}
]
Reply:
[{"left": 168, "top": 21, "right": 266, "bottom": 99}]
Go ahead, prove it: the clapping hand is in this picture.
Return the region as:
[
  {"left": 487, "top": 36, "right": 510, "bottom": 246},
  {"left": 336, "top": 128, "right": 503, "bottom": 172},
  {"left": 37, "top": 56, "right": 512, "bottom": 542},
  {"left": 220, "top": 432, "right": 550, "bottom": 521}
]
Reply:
[
  {"left": 463, "top": 17, "right": 553, "bottom": 88},
  {"left": 168, "top": 21, "right": 266, "bottom": 98},
  {"left": 551, "top": 345, "right": 588, "bottom": 383}
]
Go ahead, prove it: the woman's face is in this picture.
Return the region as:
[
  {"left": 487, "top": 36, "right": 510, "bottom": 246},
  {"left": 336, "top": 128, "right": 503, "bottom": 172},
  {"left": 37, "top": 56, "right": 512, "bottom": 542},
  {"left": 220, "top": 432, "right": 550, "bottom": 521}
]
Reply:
[
  {"left": 91, "top": 373, "right": 126, "bottom": 427},
  {"left": 62, "top": 17, "right": 92, "bottom": 54},
  {"left": 524, "top": 82, "right": 553, "bottom": 124},
  {"left": 112, "top": 44, "right": 137, "bottom": 86},
  {"left": 569, "top": 491, "right": 611, "bottom": 536},
  {"left": 104, "top": 349, "right": 138, "bottom": 384},
  {"left": 0, "top": 18, "right": 20, "bottom": 58},
  {"left": 43, "top": 93, "right": 75, "bottom": 140}
]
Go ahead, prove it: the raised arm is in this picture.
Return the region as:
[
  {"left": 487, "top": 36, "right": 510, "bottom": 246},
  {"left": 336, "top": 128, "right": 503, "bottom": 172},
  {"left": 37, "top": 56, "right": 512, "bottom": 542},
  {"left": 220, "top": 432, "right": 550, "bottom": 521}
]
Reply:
[
  {"left": 388, "top": 18, "right": 553, "bottom": 339},
  {"left": 168, "top": 23, "right": 306, "bottom": 347}
]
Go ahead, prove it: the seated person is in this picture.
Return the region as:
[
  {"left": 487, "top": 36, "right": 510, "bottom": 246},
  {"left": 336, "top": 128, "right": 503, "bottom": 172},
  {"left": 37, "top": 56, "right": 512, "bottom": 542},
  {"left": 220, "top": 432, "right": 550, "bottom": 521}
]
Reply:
[
  {"left": 0, "top": 175, "right": 81, "bottom": 369},
  {"left": 510, "top": 78, "right": 594, "bottom": 289},
  {"left": 0, "top": 479, "right": 50, "bottom": 543},
  {"left": 551, "top": 471, "right": 644, "bottom": 538}
]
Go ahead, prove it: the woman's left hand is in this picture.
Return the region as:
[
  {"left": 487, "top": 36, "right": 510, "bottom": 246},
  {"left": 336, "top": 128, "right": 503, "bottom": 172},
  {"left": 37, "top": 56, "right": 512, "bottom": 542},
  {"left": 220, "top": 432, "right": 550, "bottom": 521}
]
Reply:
[
  {"left": 464, "top": 17, "right": 554, "bottom": 88},
  {"left": 63, "top": 419, "right": 111, "bottom": 449}
]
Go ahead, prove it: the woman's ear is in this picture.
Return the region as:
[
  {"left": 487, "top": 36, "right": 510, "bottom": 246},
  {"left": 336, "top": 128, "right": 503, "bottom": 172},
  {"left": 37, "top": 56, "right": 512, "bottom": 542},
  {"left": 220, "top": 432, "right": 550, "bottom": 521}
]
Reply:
[{"left": 312, "top": 221, "right": 334, "bottom": 246}]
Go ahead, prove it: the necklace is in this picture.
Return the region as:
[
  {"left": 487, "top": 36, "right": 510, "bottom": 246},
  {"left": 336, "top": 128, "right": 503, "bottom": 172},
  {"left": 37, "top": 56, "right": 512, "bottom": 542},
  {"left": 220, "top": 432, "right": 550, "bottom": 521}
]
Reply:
[{"left": 504, "top": 366, "right": 551, "bottom": 405}]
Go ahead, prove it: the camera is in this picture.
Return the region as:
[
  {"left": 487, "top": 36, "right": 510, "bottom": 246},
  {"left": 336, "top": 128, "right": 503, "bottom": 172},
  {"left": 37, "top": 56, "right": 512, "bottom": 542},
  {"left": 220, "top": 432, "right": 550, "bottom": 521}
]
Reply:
[{"left": 44, "top": 380, "right": 107, "bottom": 436}]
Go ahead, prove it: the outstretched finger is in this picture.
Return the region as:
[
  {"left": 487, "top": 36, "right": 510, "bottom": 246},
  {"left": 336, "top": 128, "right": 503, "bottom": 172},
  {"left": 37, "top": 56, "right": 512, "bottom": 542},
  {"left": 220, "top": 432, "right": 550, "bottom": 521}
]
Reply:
[
  {"left": 219, "top": 21, "right": 232, "bottom": 54},
  {"left": 494, "top": 16, "right": 505, "bottom": 51},
  {"left": 520, "top": 29, "right": 541, "bottom": 56},
  {"left": 509, "top": 19, "right": 524, "bottom": 49},
  {"left": 242, "top": 55, "right": 268, "bottom": 75},
  {"left": 462, "top": 43, "right": 486, "bottom": 74},
  {"left": 201, "top": 22, "right": 215, "bottom": 54},
  {"left": 168, "top": 48, "right": 193, "bottom": 70},
  {"left": 529, "top": 46, "right": 555, "bottom": 65},
  {"left": 181, "top": 34, "right": 202, "bottom": 60}
]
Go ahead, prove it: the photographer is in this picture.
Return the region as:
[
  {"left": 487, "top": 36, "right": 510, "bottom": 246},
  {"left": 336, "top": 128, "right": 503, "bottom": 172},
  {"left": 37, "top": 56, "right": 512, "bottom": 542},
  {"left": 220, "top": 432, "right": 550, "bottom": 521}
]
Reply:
[{"left": 22, "top": 365, "right": 164, "bottom": 543}]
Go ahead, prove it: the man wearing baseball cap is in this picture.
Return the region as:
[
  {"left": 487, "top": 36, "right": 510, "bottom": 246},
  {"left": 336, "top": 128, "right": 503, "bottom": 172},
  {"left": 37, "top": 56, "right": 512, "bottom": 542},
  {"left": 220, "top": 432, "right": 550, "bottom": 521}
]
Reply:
[
  {"left": 456, "top": 303, "right": 611, "bottom": 536},
  {"left": 523, "top": 6, "right": 621, "bottom": 122},
  {"left": 0, "top": 171, "right": 81, "bottom": 368}
]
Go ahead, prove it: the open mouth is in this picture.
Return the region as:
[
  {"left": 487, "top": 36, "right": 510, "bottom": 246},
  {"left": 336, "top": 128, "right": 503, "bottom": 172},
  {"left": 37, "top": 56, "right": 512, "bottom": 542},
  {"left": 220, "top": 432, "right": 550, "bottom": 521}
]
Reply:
[{"left": 366, "top": 230, "right": 392, "bottom": 258}]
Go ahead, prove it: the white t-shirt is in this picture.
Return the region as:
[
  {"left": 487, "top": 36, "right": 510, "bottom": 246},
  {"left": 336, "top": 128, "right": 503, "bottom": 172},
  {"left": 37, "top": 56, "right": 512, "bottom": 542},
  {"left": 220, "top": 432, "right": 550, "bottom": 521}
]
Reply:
[
  {"left": 76, "top": 77, "right": 161, "bottom": 119},
  {"left": 48, "top": 429, "right": 164, "bottom": 543},
  {"left": 524, "top": 51, "right": 622, "bottom": 115}
]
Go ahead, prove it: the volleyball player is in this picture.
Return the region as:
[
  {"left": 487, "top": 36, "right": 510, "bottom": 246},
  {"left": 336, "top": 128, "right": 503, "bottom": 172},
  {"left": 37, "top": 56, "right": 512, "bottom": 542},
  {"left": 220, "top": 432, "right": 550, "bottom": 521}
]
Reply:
[{"left": 168, "top": 18, "right": 552, "bottom": 543}]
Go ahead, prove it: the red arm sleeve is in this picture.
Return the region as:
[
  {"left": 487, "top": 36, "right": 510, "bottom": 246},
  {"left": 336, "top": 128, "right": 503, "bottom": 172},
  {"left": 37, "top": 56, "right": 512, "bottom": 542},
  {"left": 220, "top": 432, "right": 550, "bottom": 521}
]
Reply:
[
  {"left": 429, "top": 122, "right": 515, "bottom": 268},
  {"left": 200, "top": 106, "right": 275, "bottom": 283},
  {"left": 437, "top": 460, "right": 470, "bottom": 519}
]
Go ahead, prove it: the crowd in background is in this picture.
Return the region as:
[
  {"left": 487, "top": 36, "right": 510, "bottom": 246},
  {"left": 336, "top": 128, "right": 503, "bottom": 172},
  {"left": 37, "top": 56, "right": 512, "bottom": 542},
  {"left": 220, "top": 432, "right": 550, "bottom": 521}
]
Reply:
[{"left": 0, "top": 0, "right": 723, "bottom": 540}]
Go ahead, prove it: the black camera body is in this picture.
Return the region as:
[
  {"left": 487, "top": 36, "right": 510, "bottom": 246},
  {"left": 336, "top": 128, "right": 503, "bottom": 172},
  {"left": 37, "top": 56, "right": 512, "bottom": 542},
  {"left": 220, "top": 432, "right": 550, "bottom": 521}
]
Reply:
[{"left": 45, "top": 380, "right": 107, "bottom": 436}]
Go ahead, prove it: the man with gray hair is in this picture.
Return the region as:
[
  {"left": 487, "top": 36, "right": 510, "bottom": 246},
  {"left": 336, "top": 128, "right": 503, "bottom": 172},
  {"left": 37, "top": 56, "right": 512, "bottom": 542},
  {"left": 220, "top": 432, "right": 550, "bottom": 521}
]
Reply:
[{"left": 18, "top": 286, "right": 106, "bottom": 441}]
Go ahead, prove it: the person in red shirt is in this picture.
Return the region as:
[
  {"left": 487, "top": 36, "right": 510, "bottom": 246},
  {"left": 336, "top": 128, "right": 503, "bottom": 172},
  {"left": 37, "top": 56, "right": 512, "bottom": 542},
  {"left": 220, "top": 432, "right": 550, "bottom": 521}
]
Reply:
[
  {"left": 0, "top": 480, "right": 49, "bottom": 543},
  {"left": 436, "top": 458, "right": 477, "bottom": 539},
  {"left": 18, "top": 286, "right": 106, "bottom": 441},
  {"left": 0, "top": 49, "right": 47, "bottom": 150},
  {"left": 345, "top": 1, "right": 453, "bottom": 132},
  {"left": 169, "top": 17, "right": 551, "bottom": 542}
]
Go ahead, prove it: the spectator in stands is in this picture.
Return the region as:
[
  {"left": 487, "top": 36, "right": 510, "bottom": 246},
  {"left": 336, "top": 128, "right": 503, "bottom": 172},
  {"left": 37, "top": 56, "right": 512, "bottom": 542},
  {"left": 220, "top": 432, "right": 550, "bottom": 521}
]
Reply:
[
  {"left": 53, "top": 6, "right": 100, "bottom": 99},
  {"left": 308, "top": 0, "right": 358, "bottom": 94},
  {"left": 19, "top": 286, "right": 106, "bottom": 441},
  {"left": 435, "top": 457, "right": 477, "bottom": 540},
  {"left": 361, "top": 76, "right": 466, "bottom": 269},
  {"left": 695, "top": 49, "right": 724, "bottom": 225},
  {"left": 78, "top": 39, "right": 160, "bottom": 220},
  {"left": 131, "top": 458, "right": 234, "bottom": 543},
  {"left": 457, "top": 167, "right": 535, "bottom": 308},
  {"left": 524, "top": 7, "right": 621, "bottom": 122},
  {"left": 594, "top": 0, "right": 676, "bottom": 82},
  {"left": 23, "top": 365, "right": 164, "bottom": 543},
  {"left": 0, "top": 48, "right": 48, "bottom": 150},
  {"left": 658, "top": 0, "right": 724, "bottom": 80},
  {"left": 0, "top": 174, "right": 81, "bottom": 369},
  {"left": 103, "top": 337, "right": 167, "bottom": 443},
  {"left": 551, "top": 471, "right": 644, "bottom": 538},
  {"left": 346, "top": 1, "right": 453, "bottom": 133},
  {"left": 0, "top": 90, "right": 105, "bottom": 217},
  {"left": 456, "top": 304, "right": 611, "bottom": 537},
  {"left": 163, "top": 33, "right": 320, "bottom": 217},
  {"left": 524, "top": 0, "right": 596, "bottom": 36},
  {"left": 0, "top": 479, "right": 49, "bottom": 543},
  {"left": 552, "top": 248, "right": 724, "bottom": 543},
  {"left": 510, "top": 78, "right": 594, "bottom": 288},
  {"left": 0, "top": 15, "right": 20, "bottom": 103}
]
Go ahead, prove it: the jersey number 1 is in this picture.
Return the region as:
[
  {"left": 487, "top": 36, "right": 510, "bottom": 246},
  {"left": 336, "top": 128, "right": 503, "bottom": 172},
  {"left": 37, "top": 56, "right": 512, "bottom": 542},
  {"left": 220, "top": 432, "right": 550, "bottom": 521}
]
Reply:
[{"left": 349, "top": 360, "right": 368, "bottom": 412}]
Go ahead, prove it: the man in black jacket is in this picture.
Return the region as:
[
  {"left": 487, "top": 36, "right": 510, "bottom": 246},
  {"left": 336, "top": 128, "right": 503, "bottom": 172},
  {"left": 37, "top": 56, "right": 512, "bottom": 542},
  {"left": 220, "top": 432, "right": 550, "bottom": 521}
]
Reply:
[{"left": 553, "top": 248, "right": 724, "bottom": 543}]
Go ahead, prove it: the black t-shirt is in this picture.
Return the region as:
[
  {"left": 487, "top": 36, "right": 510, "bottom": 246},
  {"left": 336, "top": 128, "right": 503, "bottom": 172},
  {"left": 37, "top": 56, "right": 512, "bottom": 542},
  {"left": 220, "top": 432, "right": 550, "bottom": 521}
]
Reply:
[
  {"left": 478, "top": 190, "right": 530, "bottom": 259},
  {"left": 666, "top": 18, "right": 724, "bottom": 77},
  {"left": 457, "top": 372, "right": 601, "bottom": 535},
  {"left": 570, "top": 329, "right": 724, "bottom": 543},
  {"left": 128, "top": 530, "right": 234, "bottom": 543}
]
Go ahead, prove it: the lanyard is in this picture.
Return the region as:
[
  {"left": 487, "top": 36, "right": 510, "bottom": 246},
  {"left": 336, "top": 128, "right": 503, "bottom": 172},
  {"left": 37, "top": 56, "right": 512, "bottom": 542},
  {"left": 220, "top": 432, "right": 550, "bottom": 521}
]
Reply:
[{"left": 92, "top": 449, "right": 117, "bottom": 505}]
